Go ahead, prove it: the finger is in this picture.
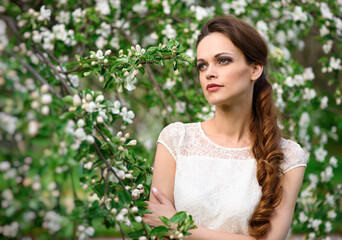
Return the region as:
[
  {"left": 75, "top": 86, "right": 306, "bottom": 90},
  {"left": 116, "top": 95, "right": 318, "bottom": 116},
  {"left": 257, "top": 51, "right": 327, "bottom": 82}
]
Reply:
[{"left": 151, "top": 187, "right": 171, "bottom": 205}]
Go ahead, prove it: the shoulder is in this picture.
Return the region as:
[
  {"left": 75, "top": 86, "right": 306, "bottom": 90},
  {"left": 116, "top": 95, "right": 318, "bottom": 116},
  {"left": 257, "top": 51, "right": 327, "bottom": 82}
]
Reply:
[{"left": 280, "top": 138, "right": 308, "bottom": 174}]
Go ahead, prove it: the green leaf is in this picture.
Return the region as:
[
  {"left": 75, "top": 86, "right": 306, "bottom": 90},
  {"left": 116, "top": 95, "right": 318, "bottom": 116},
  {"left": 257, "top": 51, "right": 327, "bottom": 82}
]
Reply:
[
  {"left": 170, "top": 211, "right": 187, "bottom": 223},
  {"left": 118, "top": 190, "right": 131, "bottom": 204},
  {"left": 159, "top": 216, "right": 171, "bottom": 227},
  {"left": 150, "top": 226, "right": 169, "bottom": 236},
  {"left": 62, "top": 95, "right": 73, "bottom": 106}
]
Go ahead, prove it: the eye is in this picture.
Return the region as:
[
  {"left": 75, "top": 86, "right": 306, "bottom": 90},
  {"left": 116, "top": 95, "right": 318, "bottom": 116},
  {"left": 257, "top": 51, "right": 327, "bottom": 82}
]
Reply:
[
  {"left": 218, "top": 58, "right": 232, "bottom": 64},
  {"left": 197, "top": 63, "right": 207, "bottom": 71}
]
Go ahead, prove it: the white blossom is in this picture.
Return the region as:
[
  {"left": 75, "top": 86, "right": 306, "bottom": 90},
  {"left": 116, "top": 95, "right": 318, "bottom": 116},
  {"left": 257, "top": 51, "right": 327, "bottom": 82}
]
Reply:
[
  {"left": 132, "top": 1, "right": 148, "bottom": 14},
  {"left": 321, "top": 166, "right": 333, "bottom": 182},
  {"left": 70, "top": 75, "right": 79, "bottom": 87},
  {"left": 319, "top": 25, "right": 329, "bottom": 37},
  {"left": 329, "top": 57, "right": 341, "bottom": 70},
  {"left": 39, "top": 6, "right": 51, "bottom": 21},
  {"left": 322, "top": 40, "right": 333, "bottom": 54},
  {"left": 311, "top": 219, "right": 322, "bottom": 231},
  {"left": 314, "top": 146, "right": 327, "bottom": 162},
  {"left": 320, "top": 2, "right": 333, "bottom": 19},
  {"left": 74, "top": 128, "right": 86, "bottom": 141},
  {"left": 111, "top": 100, "right": 121, "bottom": 114},
  {"left": 320, "top": 96, "right": 328, "bottom": 109},
  {"left": 95, "top": 95, "right": 104, "bottom": 103},
  {"left": 96, "top": 0, "right": 111, "bottom": 15},
  {"left": 329, "top": 156, "right": 338, "bottom": 168},
  {"left": 325, "top": 221, "right": 332, "bottom": 232},
  {"left": 327, "top": 210, "right": 337, "bottom": 219},
  {"left": 162, "top": 24, "right": 177, "bottom": 39},
  {"left": 85, "top": 102, "right": 97, "bottom": 113},
  {"left": 299, "top": 112, "right": 310, "bottom": 129},
  {"left": 124, "top": 73, "right": 137, "bottom": 91},
  {"left": 292, "top": 6, "right": 308, "bottom": 22},
  {"left": 0, "top": 112, "right": 18, "bottom": 134},
  {"left": 41, "top": 94, "right": 52, "bottom": 104},
  {"left": 299, "top": 211, "right": 308, "bottom": 223},
  {"left": 96, "top": 36, "right": 108, "bottom": 49},
  {"left": 131, "top": 189, "right": 140, "bottom": 199},
  {"left": 120, "top": 107, "right": 135, "bottom": 124},
  {"left": 28, "top": 121, "right": 39, "bottom": 136},
  {"left": 42, "top": 211, "right": 62, "bottom": 233},
  {"left": 175, "top": 101, "right": 186, "bottom": 113},
  {"left": 73, "top": 94, "right": 82, "bottom": 107},
  {"left": 0, "top": 161, "right": 10, "bottom": 172},
  {"left": 86, "top": 135, "right": 95, "bottom": 144}
]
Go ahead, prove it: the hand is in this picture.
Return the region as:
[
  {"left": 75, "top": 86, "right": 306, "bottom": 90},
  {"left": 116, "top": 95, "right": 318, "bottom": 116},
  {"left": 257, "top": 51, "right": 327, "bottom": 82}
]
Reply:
[{"left": 142, "top": 187, "right": 177, "bottom": 227}]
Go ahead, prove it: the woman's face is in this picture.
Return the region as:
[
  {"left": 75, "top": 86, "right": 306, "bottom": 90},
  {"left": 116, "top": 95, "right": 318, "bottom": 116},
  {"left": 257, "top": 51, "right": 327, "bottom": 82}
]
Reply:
[{"left": 196, "top": 32, "right": 262, "bottom": 107}]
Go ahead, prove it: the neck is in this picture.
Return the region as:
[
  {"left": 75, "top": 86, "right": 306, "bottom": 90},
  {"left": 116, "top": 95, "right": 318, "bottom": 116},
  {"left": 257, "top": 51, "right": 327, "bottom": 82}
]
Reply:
[{"left": 207, "top": 101, "right": 253, "bottom": 147}]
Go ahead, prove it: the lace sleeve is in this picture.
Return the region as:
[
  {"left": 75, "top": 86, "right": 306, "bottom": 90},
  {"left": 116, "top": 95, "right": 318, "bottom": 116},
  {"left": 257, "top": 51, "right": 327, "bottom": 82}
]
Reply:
[
  {"left": 281, "top": 138, "right": 308, "bottom": 174},
  {"left": 156, "top": 122, "right": 184, "bottom": 163}
]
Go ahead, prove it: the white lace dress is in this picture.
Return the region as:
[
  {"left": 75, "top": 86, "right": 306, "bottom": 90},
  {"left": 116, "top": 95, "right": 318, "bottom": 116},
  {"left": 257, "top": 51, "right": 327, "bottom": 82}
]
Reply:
[{"left": 156, "top": 122, "right": 307, "bottom": 235}]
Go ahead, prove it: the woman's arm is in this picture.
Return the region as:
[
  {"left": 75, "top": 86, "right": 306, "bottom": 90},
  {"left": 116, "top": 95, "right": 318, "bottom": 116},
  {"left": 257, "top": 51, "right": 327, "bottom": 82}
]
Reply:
[
  {"left": 144, "top": 143, "right": 306, "bottom": 240},
  {"left": 149, "top": 143, "right": 176, "bottom": 206}
]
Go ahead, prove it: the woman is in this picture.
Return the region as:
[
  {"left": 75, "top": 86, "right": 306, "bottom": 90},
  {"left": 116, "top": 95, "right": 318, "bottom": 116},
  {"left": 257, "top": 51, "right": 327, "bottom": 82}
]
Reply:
[{"left": 142, "top": 16, "right": 307, "bottom": 240}]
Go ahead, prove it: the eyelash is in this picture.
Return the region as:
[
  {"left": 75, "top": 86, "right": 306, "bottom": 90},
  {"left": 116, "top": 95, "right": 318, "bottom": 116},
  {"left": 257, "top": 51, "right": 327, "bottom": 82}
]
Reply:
[{"left": 197, "top": 57, "right": 232, "bottom": 71}]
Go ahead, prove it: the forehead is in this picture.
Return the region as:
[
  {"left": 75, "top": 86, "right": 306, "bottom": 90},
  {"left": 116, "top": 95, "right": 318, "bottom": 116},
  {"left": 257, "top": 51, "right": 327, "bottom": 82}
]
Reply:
[{"left": 196, "top": 32, "right": 242, "bottom": 59}]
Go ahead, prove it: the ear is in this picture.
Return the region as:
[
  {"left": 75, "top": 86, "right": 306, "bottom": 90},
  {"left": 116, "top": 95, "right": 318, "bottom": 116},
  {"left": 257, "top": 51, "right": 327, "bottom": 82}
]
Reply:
[{"left": 251, "top": 63, "right": 263, "bottom": 81}]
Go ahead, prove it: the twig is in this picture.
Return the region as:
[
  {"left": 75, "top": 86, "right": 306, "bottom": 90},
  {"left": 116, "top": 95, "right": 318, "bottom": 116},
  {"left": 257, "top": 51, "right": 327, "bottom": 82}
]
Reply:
[
  {"left": 93, "top": 141, "right": 130, "bottom": 196},
  {"left": 103, "top": 166, "right": 109, "bottom": 204},
  {"left": 118, "top": 222, "right": 125, "bottom": 240},
  {"left": 32, "top": 45, "right": 74, "bottom": 95},
  {"left": 145, "top": 64, "right": 173, "bottom": 122},
  {"left": 94, "top": 125, "right": 145, "bottom": 172},
  {"left": 3, "top": 50, "right": 62, "bottom": 99}
]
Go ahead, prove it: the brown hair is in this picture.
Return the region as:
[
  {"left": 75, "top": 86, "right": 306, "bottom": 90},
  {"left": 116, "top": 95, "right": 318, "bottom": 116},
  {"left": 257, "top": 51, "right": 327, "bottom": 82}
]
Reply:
[{"left": 197, "top": 16, "right": 284, "bottom": 238}]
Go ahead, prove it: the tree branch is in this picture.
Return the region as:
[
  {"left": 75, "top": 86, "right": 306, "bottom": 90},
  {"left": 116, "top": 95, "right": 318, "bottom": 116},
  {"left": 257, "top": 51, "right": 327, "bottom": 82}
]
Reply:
[
  {"left": 32, "top": 45, "right": 74, "bottom": 95},
  {"left": 2, "top": 50, "right": 62, "bottom": 99},
  {"left": 145, "top": 64, "right": 173, "bottom": 122},
  {"left": 93, "top": 141, "right": 130, "bottom": 196}
]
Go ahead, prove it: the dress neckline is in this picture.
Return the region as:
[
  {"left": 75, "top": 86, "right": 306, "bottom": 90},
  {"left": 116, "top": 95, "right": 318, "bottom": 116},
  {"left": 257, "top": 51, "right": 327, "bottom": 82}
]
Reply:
[{"left": 197, "top": 122, "right": 251, "bottom": 151}]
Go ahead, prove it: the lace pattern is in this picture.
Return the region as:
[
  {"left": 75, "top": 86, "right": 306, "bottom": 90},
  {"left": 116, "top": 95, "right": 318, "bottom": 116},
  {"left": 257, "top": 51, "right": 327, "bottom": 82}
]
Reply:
[{"left": 156, "top": 122, "right": 307, "bottom": 234}]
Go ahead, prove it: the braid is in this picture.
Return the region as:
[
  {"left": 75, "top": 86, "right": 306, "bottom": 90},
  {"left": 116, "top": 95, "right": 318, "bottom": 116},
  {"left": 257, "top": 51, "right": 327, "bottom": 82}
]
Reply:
[{"left": 248, "top": 73, "right": 284, "bottom": 238}]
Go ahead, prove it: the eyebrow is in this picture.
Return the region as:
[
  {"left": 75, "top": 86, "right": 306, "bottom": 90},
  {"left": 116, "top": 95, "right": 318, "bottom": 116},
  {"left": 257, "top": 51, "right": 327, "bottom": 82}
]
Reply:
[{"left": 196, "top": 52, "right": 233, "bottom": 62}]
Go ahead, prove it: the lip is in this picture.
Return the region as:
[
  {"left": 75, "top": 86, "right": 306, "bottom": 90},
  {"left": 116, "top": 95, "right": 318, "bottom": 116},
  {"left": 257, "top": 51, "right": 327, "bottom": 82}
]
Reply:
[{"left": 206, "top": 83, "right": 224, "bottom": 92}]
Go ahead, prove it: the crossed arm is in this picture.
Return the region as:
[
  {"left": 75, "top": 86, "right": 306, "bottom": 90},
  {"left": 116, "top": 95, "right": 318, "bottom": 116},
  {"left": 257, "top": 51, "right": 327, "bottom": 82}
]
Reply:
[{"left": 142, "top": 143, "right": 306, "bottom": 240}]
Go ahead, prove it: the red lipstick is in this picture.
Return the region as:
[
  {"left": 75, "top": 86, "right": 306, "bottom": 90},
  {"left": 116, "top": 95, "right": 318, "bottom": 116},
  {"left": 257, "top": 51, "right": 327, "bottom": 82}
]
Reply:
[{"left": 206, "top": 83, "right": 223, "bottom": 92}]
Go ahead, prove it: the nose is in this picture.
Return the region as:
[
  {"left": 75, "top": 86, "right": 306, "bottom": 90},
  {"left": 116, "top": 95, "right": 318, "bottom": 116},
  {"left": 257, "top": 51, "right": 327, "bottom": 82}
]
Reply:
[{"left": 205, "top": 65, "right": 218, "bottom": 80}]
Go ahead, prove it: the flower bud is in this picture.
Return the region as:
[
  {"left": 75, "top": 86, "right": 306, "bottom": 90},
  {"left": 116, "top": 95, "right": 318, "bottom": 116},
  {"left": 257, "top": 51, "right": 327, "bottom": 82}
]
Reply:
[
  {"left": 41, "top": 94, "right": 52, "bottom": 104},
  {"left": 95, "top": 95, "right": 104, "bottom": 103},
  {"left": 99, "top": 76, "right": 104, "bottom": 82},
  {"left": 104, "top": 59, "right": 108, "bottom": 64},
  {"left": 90, "top": 54, "right": 94, "bottom": 58},
  {"left": 124, "top": 133, "right": 130, "bottom": 138},
  {"left": 135, "top": 45, "right": 141, "bottom": 52},
  {"left": 111, "top": 208, "right": 117, "bottom": 214},
  {"left": 135, "top": 216, "right": 142, "bottom": 222},
  {"left": 105, "top": 50, "right": 111, "bottom": 56},
  {"left": 131, "top": 206, "right": 139, "bottom": 213},
  {"left": 40, "top": 84, "right": 49, "bottom": 93},
  {"left": 91, "top": 61, "right": 96, "bottom": 65},
  {"left": 118, "top": 146, "right": 124, "bottom": 151},
  {"left": 77, "top": 119, "right": 85, "bottom": 128},
  {"left": 41, "top": 106, "right": 49, "bottom": 115},
  {"left": 86, "top": 94, "right": 92, "bottom": 101},
  {"left": 96, "top": 116, "right": 104, "bottom": 123},
  {"left": 120, "top": 137, "right": 126, "bottom": 143},
  {"left": 127, "top": 140, "right": 137, "bottom": 146},
  {"left": 73, "top": 94, "right": 82, "bottom": 107},
  {"left": 131, "top": 46, "right": 135, "bottom": 51},
  {"left": 123, "top": 71, "right": 129, "bottom": 77},
  {"left": 117, "top": 131, "right": 122, "bottom": 137}
]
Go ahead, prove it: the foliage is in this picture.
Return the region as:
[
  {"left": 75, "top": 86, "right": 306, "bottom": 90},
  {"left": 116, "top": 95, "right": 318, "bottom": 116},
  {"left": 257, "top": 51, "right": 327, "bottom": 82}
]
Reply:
[{"left": 0, "top": 0, "right": 341, "bottom": 240}]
